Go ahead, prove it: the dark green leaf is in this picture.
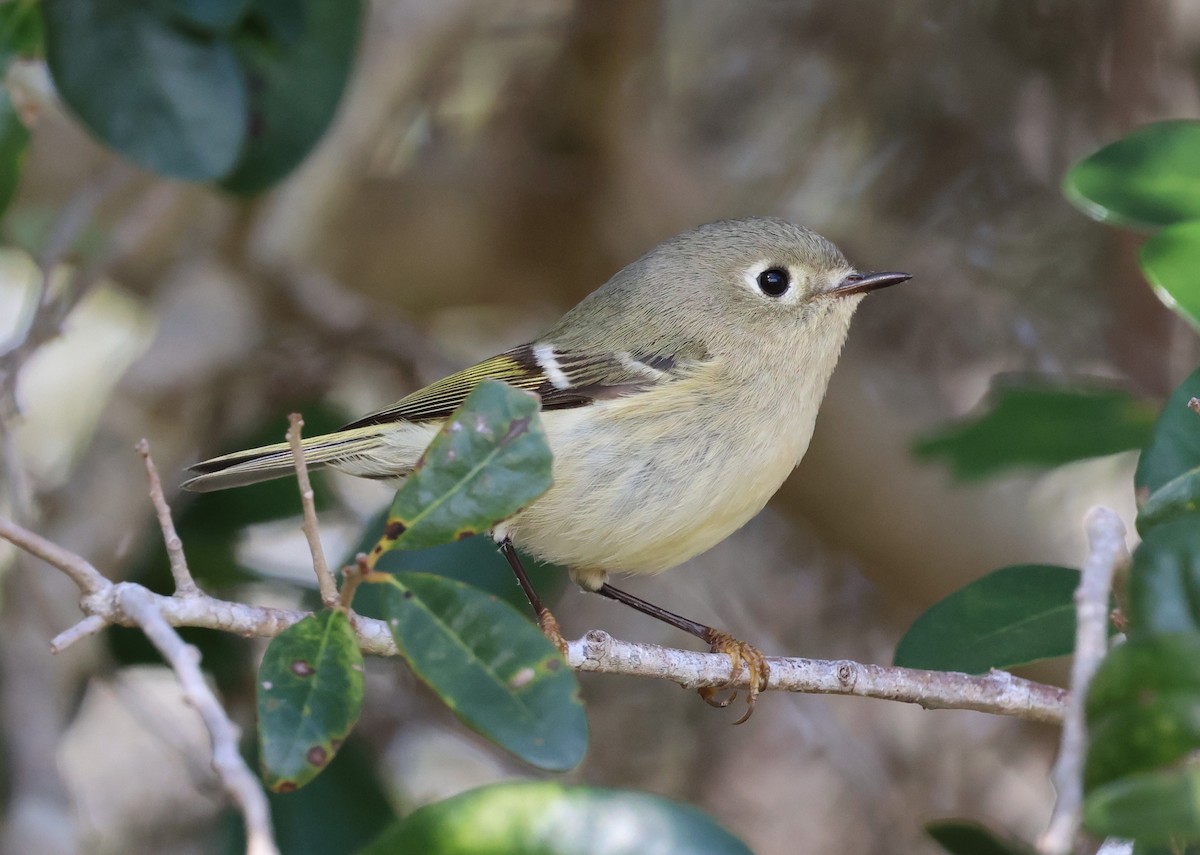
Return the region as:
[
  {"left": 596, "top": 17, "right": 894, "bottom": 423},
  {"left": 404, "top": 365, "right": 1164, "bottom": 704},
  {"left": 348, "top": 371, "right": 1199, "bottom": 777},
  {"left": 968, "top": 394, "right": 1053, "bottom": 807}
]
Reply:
[
  {"left": 1141, "top": 221, "right": 1200, "bottom": 331},
  {"left": 1087, "top": 694, "right": 1200, "bottom": 791},
  {"left": 1063, "top": 120, "right": 1200, "bottom": 230},
  {"left": 374, "top": 573, "right": 586, "bottom": 771},
  {"left": 0, "top": 0, "right": 44, "bottom": 63},
  {"left": 375, "top": 380, "right": 552, "bottom": 555},
  {"left": 243, "top": 0, "right": 304, "bottom": 44},
  {"left": 1087, "top": 633, "right": 1200, "bottom": 715},
  {"left": 1134, "top": 842, "right": 1200, "bottom": 855},
  {"left": 1137, "top": 364, "right": 1200, "bottom": 501},
  {"left": 219, "top": 734, "right": 395, "bottom": 855},
  {"left": 346, "top": 513, "right": 566, "bottom": 617},
  {"left": 43, "top": 0, "right": 358, "bottom": 190},
  {"left": 0, "top": 87, "right": 29, "bottom": 220},
  {"left": 1127, "top": 519, "right": 1200, "bottom": 636},
  {"left": 44, "top": 0, "right": 247, "bottom": 180},
  {"left": 1085, "top": 766, "right": 1200, "bottom": 844},
  {"left": 913, "top": 379, "right": 1156, "bottom": 481},
  {"left": 1085, "top": 634, "right": 1200, "bottom": 789},
  {"left": 360, "top": 782, "right": 754, "bottom": 855},
  {"left": 925, "top": 820, "right": 1036, "bottom": 855},
  {"left": 894, "top": 565, "right": 1079, "bottom": 673},
  {"left": 220, "top": 0, "right": 362, "bottom": 194},
  {"left": 257, "top": 609, "right": 363, "bottom": 791},
  {"left": 1139, "top": 466, "right": 1200, "bottom": 532},
  {"left": 166, "top": 0, "right": 249, "bottom": 33}
]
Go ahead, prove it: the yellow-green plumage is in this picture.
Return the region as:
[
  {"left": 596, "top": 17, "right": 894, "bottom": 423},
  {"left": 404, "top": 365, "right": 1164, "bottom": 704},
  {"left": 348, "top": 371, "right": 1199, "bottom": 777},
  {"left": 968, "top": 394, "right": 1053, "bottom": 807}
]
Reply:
[{"left": 183, "top": 218, "right": 908, "bottom": 594}]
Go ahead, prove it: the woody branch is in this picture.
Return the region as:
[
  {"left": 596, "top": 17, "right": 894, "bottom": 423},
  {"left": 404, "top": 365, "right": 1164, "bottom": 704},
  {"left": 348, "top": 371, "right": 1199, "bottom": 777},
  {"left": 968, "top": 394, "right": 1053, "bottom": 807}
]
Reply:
[{"left": 0, "top": 489, "right": 1067, "bottom": 725}]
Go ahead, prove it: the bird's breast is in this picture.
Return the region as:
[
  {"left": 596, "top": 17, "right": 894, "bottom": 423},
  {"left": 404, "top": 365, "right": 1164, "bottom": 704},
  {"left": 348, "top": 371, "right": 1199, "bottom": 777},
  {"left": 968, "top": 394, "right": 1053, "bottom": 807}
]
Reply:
[{"left": 507, "top": 366, "right": 824, "bottom": 579}]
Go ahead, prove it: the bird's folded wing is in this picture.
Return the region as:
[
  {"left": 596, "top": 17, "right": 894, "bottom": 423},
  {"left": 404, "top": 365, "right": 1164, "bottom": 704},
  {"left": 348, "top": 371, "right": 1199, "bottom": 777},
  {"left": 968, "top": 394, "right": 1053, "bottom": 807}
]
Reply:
[{"left": 340, "top": 342, "right": 701, "bottom": 428}]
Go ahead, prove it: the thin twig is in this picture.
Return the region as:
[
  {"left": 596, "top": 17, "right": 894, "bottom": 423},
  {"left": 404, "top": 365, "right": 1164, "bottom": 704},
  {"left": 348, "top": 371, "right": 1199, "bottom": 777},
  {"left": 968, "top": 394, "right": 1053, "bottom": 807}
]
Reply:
[
  {"left": 0, "top": 513, "right": 1067, "bottom": 723},
  {"left": 0, "top": 515, "right": 108, "bottom": 595},
  {"left": 339, "top": 554, "right": 370, "bottom": 610},
  {"left": 1038, "top": 507, "right": 1129, "bottom": 854},
  {"left": 116, "top": 585, "right": 278, "bottom": 855},
  {"left": 286, "top": 414, "right": 338, "bottom": 608},
  {"left": 49, "top": 614, "right": 107, "bottom": 653},
  {"left": 137, "top": 439, "right": 198, "bottom": 596}
]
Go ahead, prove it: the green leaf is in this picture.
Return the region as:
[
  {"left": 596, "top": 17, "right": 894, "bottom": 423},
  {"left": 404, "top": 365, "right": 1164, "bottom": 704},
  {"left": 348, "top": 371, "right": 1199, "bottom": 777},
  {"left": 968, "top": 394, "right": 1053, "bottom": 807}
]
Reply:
[
  {"left": 346, "top": 517, "right": 566, "bottom": 617},
  {"left": 1085, "top": 633, "right": 1200, "bottom": 789},
  {"left": 925, "top": 820, "right": 1036, "bottom": 855},
  {"left": 359, "top": 782, "right": 754, "bottom": 855},
  {"left": 219, "top": 734, "right": 395, "bottom": 855},
  {"left": 912, "top": 379, "right": 1156, "bottom": 481},
  {"left": 1137, "top": 364, "right": 1200, "bottom": 501},
  {"left": 1127, "top": 519, "right": 1200, "bottom": 636},
  {"left": 0, "top": 0, "right": 44, "bottom": 63},
  {"left": 373, "top": 380, "right": 552, "bottom": 555},
  {"left": 257, "top": 609, "right": 363, "bottom": 791},
  {"left": 1063, "top": 120, "right": 1200, "bottom": 230},
  {"left": 220, "top": 0, "right": 362, "bottom": 194},
  {"left": 1138, "top": 466, "right": 1200, "bottom": 532},
  {"left": 43, "top": 0, "right": 248, "bottom": 181},
  {"left": 1087, "top": 633, "right": 1200, "bottom": 715},
  {"left": 1085, "top": 765, "right": 1200, "bottom": 844},
  {"left": 167, "top": 0, "right": 250, "bottom": 33},
  {"left": 0, "top": 87, "right": 30, "bottom": 221},
  {"left": 374, "top": 573, "right": 586, "bottom": 771},
  {"left": 43, "top": 0, "right": 358, "bottom": 190},
  {"left": 1141, "top": 220, "right": 1200, "bottom": 332},
  {"left": 1134, "top": 843, "right": 1200, "bottom": 855},
  {"left": 894, "top": 564, "right": 1079, "bottom": 673}
]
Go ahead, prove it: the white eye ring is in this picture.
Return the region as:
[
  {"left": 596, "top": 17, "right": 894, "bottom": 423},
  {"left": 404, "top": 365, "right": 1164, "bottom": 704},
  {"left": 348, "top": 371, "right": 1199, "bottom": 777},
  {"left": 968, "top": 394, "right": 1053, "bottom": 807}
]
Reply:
[{"left": 742, "top": 261, "right": 799, "bottom": 303}]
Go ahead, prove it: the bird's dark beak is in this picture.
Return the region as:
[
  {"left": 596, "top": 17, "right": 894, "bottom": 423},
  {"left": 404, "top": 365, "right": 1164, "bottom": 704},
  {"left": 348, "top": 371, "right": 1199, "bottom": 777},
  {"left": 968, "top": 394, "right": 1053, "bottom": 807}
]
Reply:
[{"left": 831, "top": 271, "right": 911, "bottom": 297}]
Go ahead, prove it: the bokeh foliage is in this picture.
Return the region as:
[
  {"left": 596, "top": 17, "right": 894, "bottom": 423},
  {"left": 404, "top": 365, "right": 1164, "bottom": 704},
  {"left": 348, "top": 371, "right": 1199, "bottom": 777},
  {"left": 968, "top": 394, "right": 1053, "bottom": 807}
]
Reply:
[{"left": 923, "top": 121, "right": 1200, "bottom": 852}]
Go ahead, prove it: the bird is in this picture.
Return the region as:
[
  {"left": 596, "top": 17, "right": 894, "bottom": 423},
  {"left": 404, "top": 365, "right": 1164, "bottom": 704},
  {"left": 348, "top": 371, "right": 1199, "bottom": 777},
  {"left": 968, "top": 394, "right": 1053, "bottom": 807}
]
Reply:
[{"left": 183, "top": 217, "right": 910, "bottom": 721}]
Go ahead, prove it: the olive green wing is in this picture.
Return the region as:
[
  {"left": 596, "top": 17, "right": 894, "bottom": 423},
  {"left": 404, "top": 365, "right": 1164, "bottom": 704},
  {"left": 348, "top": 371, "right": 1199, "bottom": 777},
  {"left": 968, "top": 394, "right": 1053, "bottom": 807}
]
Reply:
[
  {"left": 339, "top": 342, "right": 695, "bottom": 429},
  {"left": 183, "top": 342, "right": 703, "bottom": 492}
]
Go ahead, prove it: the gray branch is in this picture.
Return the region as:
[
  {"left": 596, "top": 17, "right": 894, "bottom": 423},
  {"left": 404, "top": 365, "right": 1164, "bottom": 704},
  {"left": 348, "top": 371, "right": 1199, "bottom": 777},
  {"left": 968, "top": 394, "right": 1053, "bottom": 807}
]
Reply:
[
  {"left": 0, "top": 514, "right": 1066, "bottom": 724},
  {"left": 1038, "top": 507, "right": 1129, "bottom": 854}
]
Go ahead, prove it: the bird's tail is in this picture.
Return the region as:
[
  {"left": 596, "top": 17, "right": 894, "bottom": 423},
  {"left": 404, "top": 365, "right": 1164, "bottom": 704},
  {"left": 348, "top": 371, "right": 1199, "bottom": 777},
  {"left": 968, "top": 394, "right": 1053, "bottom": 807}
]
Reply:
[{"left": 181, "top": 425, "right": 392, "bottom": 492}]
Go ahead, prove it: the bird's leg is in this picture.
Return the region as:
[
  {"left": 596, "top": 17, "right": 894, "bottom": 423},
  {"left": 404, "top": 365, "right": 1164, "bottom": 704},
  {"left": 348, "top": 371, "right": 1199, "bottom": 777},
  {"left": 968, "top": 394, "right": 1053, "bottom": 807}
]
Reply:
[
  {"left": 496, "top": 537, "right": 567, "bottom": 655},
  {"left": 595, "top": 583, "right": 769, "bottom": 724}
]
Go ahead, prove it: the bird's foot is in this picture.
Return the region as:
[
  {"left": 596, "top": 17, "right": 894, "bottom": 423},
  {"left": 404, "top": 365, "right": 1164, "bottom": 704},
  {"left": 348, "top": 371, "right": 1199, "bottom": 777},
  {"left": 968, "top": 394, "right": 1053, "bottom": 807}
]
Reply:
[
  {"left": 537, "top": 609, "right": 569, "bottom": 657},
  {"left": 698, "top": 629, "right": 770, "bottom": 725}
]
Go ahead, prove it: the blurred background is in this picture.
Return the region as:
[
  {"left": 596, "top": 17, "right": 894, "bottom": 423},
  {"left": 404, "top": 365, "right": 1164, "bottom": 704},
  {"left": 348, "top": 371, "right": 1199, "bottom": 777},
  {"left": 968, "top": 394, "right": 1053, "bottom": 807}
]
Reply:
[{"left": 1, "top": 1, "right": 1197, "bottom": 853}]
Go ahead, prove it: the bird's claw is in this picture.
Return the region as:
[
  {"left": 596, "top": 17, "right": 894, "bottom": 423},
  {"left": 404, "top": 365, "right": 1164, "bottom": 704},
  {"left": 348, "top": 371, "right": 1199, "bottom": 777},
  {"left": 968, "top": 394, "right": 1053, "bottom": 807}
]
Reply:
[
  {"left": 538, "top": 609, "right": 569, "bottom": 657},
  {"left": 699, "top": 630, "right": 769, "bottom": 724}
]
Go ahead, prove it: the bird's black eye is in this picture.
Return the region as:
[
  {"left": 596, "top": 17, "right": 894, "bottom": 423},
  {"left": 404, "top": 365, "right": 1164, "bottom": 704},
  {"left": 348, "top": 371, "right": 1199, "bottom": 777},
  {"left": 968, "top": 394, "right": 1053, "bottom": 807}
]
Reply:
[{"left": 756, "top": 267, "right": 790, "bottom": 297}]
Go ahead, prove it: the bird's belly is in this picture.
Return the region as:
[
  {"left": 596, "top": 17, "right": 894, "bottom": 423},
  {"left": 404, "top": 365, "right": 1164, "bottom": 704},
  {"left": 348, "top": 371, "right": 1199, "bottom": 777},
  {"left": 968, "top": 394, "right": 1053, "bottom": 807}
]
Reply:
[{"left": 508, "top": 402, "right": 811, "bottom": 578}]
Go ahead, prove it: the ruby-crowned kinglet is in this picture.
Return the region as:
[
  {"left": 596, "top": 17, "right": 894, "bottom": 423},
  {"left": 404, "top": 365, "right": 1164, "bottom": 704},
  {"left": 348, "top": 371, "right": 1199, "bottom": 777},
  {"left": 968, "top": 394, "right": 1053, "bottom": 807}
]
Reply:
[{"left": 185, "top": 217, "right": 909, "bottom": 720}]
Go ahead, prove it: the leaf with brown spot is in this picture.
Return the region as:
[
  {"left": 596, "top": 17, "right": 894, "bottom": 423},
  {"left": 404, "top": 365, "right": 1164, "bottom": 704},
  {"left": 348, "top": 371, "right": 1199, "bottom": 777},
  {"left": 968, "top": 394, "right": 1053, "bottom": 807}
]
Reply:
[
  {"left": 376, "top": 380, "right": 552, "bottom": 553},
  {"left": 257, "top": 610, "right": 364, "bottom": 791},
  {"left": 374, "top": 572, "right": 586, "bottom": 771}
]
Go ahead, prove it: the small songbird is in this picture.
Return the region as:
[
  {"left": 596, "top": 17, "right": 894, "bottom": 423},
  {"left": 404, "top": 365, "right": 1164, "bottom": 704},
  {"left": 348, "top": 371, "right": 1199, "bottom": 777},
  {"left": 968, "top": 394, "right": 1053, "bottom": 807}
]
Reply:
[{"left": 184, "top": 217, "right": 909, "bottom": 721}]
